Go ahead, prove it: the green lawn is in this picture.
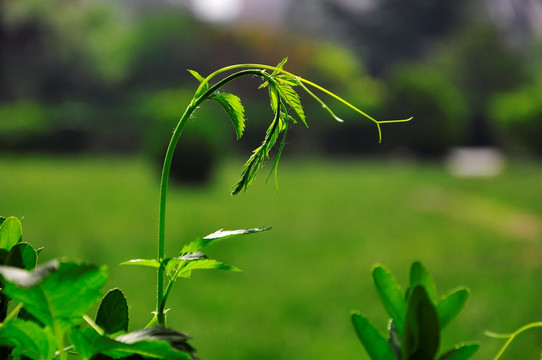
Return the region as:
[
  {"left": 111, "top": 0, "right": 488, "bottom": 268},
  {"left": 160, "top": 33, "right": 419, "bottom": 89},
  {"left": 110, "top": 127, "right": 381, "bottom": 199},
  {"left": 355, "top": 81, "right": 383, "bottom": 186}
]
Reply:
[{"left": 2, "top": 155, "right": 542, "bottom": 360}]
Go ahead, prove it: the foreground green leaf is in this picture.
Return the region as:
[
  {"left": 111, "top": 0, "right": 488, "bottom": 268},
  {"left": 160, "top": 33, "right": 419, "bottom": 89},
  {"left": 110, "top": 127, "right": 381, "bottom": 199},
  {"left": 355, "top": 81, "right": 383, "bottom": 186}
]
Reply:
[
  {"left": 211, "top": 92, "right": 246, "bottom": 140},
  {"left": 372, "top": 265, "right": 407, "bottom": 335},
  {"left": 409, "top": 261, "right": 437, "bottom": 304},
  {"left": 438, "top": 342, "right": 480, "bottom": 360},
  {"left": 0, "top": 216, "right": 22, "bottom": 252},
  {"left": 165, "top": 257, "right": 241, "bottom": 279},
  {"left": 403, "top": 286, "right": 440, "bottom": 360},
  {"left": 70, "top": 327, "right": 194, "bottom": 360},
  {"left": 96, "top": 289, "right": 129, "bottom": 335},
  {"left": 180, "top": 227, "right": 271, "bottom": 255},
  {"left": 0, "top": 260, "right": 108, "bottom": 330},
  {"left": 351, "top": 312, "right": 395, "bottom": 360},
  {"left": 437, "top": 287, "right": 470, "bottom": 329},
  {"left": 0, "top": 318, "right": 56, "bottom": 360},
  {"left": 120, "top": 259, "right": 161, "bottom": 268},
  {"left": 6, "top": 242, "right": 37, "bottom": 270}
]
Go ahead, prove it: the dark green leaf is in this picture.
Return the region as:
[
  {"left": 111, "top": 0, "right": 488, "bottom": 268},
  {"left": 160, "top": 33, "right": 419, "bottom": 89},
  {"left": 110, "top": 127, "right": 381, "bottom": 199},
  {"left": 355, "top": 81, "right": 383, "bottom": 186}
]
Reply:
[
  {"left": 211, "top": 92, "right": 246, "bottom": 139},
  {"left": 0, "top": 261, "right": 108, "bottom": 330},
  {"left": 0, "top": 319, "right": 56, "bottom": 360},
  {"left": 351, "top": 312, "right": 396, "bottom": 360},
  {"left": 181, "top": 227, "right": 271, "bottom": 255},
  {"left": 0, "top": 216, "right": 22, "bottom": 252},
  {"left": 403, "top": 286, "right": 440, "bottom": 360},
  {"left": 69, "top": 327, "right": 193, "bottom": 360},
  {"left": 438, "top": 343, "right": 480, "bottom": 360},
  {"left": 6, "top": 243, "right": 37, "bottom": 270},
  {"left": 437, "top": 287, "right": 469, "bottom": 329},
  {"left": 96, "top": 289, "right": 129, "bottom": 334},
  {"left": 409, "top": 262, "right": 437, "bottom": 304},
  {"left": 372, "top": 265, "right": 407, "bottom": 335},
  {"left": 0, "top": 216, "right": 6, "bottom": 226}
]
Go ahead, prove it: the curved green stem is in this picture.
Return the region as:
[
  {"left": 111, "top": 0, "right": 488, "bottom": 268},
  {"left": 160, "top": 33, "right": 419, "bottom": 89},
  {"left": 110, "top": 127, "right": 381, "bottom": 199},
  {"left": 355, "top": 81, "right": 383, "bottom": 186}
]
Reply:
[
  {"left": 156, "top": 68, "right": 269, "bottom": 325},
  {"left": 485, "top": 322, "right": 542, "bottom": 360}
]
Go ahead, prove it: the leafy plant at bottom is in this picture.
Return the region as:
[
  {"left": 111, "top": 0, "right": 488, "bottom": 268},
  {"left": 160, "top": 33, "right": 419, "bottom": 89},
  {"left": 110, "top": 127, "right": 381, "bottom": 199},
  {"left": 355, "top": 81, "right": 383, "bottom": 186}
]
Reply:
[
  {"left": 351, "top": 261, "right": 479, "bottom": 360},
  {"left": 0, "top": 251, "right": 196, "bottom": 360}
]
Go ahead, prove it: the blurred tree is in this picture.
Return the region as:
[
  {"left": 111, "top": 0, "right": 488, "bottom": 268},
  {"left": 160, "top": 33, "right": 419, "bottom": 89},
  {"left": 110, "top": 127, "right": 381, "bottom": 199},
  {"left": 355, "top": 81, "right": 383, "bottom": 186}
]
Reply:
[
  {"left": 433, "top": 24, "right": 529, "bottom": 147},
  {"left": 320, "top": 0, "right": 469, "bottom": 75}
]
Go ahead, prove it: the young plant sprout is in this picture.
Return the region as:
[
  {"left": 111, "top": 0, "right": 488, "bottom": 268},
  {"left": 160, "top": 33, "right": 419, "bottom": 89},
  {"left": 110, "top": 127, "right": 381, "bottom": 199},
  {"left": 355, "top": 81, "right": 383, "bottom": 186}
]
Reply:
[{"left": 132, "top": 58, "right": 412, "bottom": 326}]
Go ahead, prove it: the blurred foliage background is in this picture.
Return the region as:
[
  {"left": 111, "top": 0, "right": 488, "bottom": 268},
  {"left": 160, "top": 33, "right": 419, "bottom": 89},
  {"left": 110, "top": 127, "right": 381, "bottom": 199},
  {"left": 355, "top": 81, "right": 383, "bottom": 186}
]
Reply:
[{"left": 1, "top": 0, "right": 542, "bottom": 359}]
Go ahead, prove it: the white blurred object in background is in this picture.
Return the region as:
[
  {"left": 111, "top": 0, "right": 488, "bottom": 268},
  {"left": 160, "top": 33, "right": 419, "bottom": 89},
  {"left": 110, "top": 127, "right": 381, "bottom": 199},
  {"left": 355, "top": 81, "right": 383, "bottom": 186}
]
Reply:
[{"left": 446, "top": 147, "right": 505, "bottom": 178}]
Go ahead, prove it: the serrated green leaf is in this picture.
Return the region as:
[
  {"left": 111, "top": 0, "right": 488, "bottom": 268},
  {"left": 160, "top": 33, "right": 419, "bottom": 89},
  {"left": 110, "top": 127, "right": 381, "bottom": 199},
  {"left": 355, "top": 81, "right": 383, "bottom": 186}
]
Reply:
[
  {"left": 69, "top": 327, "right": 193, "bottom": 360},
  {"left": 274, "top": 81, "right": 306, "bottom": 127},
  {"left": 0, "top": 319, "right": 56, "bottom": 360},
  {"left": 437, "top": 287, "right": 469, "bottom": 329},
  {"left": 0, "top": 260, "right": 108, "bottom": 330},
  {"left": 268, "top": 83, "right": 279, "bottom": 112},
  {"left": 120, "top": 259, "right": 161, "bottom": 268},
  {"left": 351, "top": 312, "right": 396, "bottom": 360},
  {"left": 403, "top": 286, "right": 440, "bottom": 360},
  {"left": 372, "top": 265, "right": 407, "bottom": 335},
  {"left": 96, "top": 289, "right": 129, "bottom": 334},
  {"left": 181, "top": 227, "right": 271, "bottom": 255},
  {"left": 0, "top": 216, "right": 22, "bottom": 252},
  {"left": 409, "top": 261, "right": 437, "bottom": 304},
  {"left": 6, "top": 242, "right": 37, "bottom": 270},
  {"left": 438, "top": 342, "right": 480, "bottom": 360},
  {"left": 211, "top": 92, "right": 246, "bottom": 139}
]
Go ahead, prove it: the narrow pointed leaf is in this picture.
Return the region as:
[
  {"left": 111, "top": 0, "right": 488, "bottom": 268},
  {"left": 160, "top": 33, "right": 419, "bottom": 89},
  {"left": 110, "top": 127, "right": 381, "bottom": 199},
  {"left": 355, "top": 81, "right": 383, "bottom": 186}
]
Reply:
[
  {"left": 0, "top": 319, "right": 56, "bottom": 360},
  {"left": 372, "top": 265, "right": 407, "bottom": 335},
  {"left": 437, "top": 287, "right": 470, "bottom": 329},
  {"left": 0, "top": 261, "right": 108, "bottom": 330},
  {"left": 188, "top": 69, "right": 209, "bottom": 98},
  {"left": 409, "top": 262, "right": 437, "bottom": 304},
  {"left": 188, "top": 69, "right": 205, "bottom": 83},
  {"left": 403, "top": 286, "right": 440, "bottom": 360},
  {"left": 180, "top": 227, "right": 271, "bottom": 255},
  {"left": 96, "top": 289, "right": 129, "bottom": 334},
  {"left": 438, "top": 343, "right": 480, "bottom": 360},
  {"left": 272, "top": 57, "right": 288, "bottom": 75},
  {"left": 0, "top": 216, "right": 22, "bottom": 251},
  {"left": 120, "top": 259, "right": 161, "bottom": 268},
  {"left": 351, "top": 312, "right": 395, "bottom": 360},
  {"left": 211, "top": 92, "right": 246, "bottom": 139}
]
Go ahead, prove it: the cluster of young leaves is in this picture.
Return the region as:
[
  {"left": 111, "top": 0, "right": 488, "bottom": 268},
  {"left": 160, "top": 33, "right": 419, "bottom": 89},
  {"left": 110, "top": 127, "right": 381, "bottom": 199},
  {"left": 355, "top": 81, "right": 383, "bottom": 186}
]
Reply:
[
  {"left": 351, "top": 261, "right": 479, "bottom": 360},
  {"left": 0, "top": 216, "right": 198, "bottom": 360},
  {"left": 188, "top": 58, "right": 310, "bottom": 195},
  {"left": 122, "top": 226, "right": 271, "bottom": 326}
]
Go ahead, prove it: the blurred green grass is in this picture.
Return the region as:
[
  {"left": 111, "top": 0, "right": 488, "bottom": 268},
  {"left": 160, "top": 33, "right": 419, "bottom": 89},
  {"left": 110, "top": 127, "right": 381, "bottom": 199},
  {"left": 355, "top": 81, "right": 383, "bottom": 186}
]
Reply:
[{"left": 2, "top": 155, "right": 542, "bottom": 360}]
